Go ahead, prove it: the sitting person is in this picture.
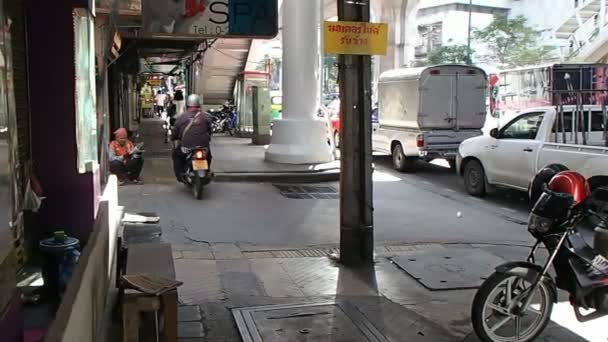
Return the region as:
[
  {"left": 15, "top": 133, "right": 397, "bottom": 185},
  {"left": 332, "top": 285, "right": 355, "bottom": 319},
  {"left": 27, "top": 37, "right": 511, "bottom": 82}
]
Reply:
[{"left": 109, "top": 128, "right": 144, "bottom": 185}]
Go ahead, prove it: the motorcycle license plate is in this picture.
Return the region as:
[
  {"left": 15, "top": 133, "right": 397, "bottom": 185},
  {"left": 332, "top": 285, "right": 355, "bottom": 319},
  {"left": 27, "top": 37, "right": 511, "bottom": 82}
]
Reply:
[{"left": 192, "top": 160, "right": 209, "bottom": 170}]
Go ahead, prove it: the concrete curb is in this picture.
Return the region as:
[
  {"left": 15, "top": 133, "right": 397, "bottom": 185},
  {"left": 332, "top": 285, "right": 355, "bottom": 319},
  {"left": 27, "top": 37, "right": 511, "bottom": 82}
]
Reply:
[{"left": 214, "top": 169, "right": 340, "bottom": 183}]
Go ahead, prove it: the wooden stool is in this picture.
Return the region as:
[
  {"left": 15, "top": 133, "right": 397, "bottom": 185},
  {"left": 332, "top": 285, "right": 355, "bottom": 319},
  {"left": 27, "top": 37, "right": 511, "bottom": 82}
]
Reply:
[{"left": 122, "top": 243, "right": 177, "bottom": 342}]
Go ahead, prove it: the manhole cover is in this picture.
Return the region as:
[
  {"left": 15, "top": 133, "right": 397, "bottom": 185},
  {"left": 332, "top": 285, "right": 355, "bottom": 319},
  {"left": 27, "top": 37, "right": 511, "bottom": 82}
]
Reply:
[
  {"left": 273, "top": 184, "right": 339, "bottom": 199},
  {"left": 390, "top": 248, "right": 506, "bottom": 291},
  {"left": 233, "top": 301, "right": 389, "bottom": 342}
]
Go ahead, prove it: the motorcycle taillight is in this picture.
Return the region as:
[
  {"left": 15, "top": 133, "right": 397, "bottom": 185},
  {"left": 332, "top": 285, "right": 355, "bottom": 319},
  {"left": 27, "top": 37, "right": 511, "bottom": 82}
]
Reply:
[{"left": 194, "top": 150, "right": 205, "bottom": 160}]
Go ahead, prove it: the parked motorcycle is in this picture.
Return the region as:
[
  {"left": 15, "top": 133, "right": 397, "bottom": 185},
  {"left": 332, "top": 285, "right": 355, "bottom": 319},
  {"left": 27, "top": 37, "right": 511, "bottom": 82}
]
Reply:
[
  {"left": 179, "top": 146, "right": 212, "bottom": 200},
  {"left": 471, "top": 170, "right": 608, "bottom": 342},
  {"left": 209, "top": 104, "right": 237, "bottom": 136}
]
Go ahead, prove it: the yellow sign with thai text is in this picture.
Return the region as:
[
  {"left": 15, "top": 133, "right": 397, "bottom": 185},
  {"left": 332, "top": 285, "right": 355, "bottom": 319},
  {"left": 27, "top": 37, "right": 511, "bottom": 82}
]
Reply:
[{"left": 324, "top": 21, "right": 388, "bottom": 56}]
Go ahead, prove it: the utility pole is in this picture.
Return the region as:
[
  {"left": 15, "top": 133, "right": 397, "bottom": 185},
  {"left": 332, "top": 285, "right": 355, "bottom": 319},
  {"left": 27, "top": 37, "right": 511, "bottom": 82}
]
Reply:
[
  {"left": 338, "top": 0, "right": 374, "bottom": 267},
  {"left": 466, "top": 0, "right": 473, "bottom": 64}
]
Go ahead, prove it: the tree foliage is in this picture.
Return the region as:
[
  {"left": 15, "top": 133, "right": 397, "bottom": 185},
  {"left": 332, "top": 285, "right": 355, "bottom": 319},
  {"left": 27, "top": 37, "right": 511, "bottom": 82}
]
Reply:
[
  {"left": 474, "top": 14, "right": 552, "bottom": 67},
  {"left": 427, "top": 44, "right": 471, "bottom": 65}
]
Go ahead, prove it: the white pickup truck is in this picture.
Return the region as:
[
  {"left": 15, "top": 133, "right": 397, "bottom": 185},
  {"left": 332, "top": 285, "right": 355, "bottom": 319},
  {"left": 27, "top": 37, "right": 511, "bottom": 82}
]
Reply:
[{"left": 456, "top": 105, "right": 608, "bottom": 200}]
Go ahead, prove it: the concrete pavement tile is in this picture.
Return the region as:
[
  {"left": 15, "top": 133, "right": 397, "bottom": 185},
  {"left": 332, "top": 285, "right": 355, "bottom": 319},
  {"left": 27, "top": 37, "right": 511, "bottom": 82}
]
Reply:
[
  {"left": 541, "top": 325, "right": 591, "bottom": 342},
  {"left": 182, "top": 249, "right": 214, "bottom": 260},
  {"left": 178, "top": 305, "right": 202, "bottom": 322},
  {"left": 217, "top": 260, "right": 266, "bottom": 296},
  {"left": 212, "top": 243, "right": 243, "bottom": 260},
  {"left": 178, "top": 322, "right": 205, "bottom": 338},
  {"left": 342, "top": 295, "right": 456, "bottom": 341},
  {"left": 403, "top": 301, "right": 473, "bottom": 338},
  {"left": 175, "top": 259, "right": 225, "bottom": 304},
  {"left": 473, "top": 244, "right": 537, "bottom": 262},
  {"left": 383, "top": 243, "right": 446, "bottom": 253},
  {"left": 278, "top": 258, "right": 340, "bottom": 296},
  {"left": 250, "top": 259, "right": 305, "bottom": 298},
  {"left": 201, "top": 319, "right": 242, "bottom": 342},
  {"left": 241, "top": 251, "right": 274, "bottom": 259},
  {"left": 375, "top": 258, "right": 435, "bottom": 304},
  {"left": 200, "top": 302, "right": 234, "bottom": 321}
]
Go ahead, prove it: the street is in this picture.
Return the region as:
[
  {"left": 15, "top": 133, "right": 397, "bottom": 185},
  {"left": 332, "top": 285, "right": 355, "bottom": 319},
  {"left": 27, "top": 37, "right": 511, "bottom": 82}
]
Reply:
[
  {"left": 120, "top": 155, "right": 536, "bottom": 249},
  {"left": 121, "top": 117, "right": 541, "bottom": 249},
  {"left": 116, "top": 127, "right": 608, "bottom": 341}
]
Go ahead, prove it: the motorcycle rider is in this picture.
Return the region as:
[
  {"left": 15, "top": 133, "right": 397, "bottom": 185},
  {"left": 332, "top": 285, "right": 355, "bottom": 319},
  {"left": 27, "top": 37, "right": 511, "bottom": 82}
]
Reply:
[{"left": 171, "top": 94, "right": 213, "bottom": 183}]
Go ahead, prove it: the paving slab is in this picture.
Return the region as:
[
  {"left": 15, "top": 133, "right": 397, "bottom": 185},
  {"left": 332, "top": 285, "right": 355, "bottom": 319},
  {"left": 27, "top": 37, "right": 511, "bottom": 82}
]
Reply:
[
  {"left": 390, "top": 247, "right": 506, "bottom": 291},
  {"left": 175, "top": 259, "right": 225, "bottom": 304},
  {"left": 212, "top": 243, "right": 244, "bottom": 260},
  {"left": 217, "top": 259, "right": 266, "bottom": 297},
  {"left": 179, "top": 305, "right": 202, "bottom": 322},
  {"left": 178, "top": 321, "right": 205, "bottom": 338}
]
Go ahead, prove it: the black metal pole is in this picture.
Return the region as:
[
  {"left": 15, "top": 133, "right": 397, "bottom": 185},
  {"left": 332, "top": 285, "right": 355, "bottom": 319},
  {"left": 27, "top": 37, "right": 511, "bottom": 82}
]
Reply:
[{"left": 338, "top": 0, "right": 374, "bottom": 267}]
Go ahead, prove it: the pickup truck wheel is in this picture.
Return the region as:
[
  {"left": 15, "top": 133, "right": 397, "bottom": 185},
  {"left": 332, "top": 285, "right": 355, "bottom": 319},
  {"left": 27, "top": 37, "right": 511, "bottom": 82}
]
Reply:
[
  {"left": 464, "top": 160, "right": 486, "bottom": 197},
  {"left": 392, "top": 144, "right": 416, "bottom": 173}
]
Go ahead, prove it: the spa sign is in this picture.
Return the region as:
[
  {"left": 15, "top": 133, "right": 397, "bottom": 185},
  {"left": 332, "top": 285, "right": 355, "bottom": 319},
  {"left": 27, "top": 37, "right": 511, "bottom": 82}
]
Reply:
[
  {"left": 143, "top": 0, "right": 278, "bottom": 38},
  {"left": 324, "top": 21, "right": 388, "bottom": 56}
]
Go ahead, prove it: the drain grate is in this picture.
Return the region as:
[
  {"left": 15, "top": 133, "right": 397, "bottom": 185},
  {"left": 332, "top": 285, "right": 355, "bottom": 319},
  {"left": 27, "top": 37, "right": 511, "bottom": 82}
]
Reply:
[{"left": 273, "top": 184, "right": 339, "bottom": 199}]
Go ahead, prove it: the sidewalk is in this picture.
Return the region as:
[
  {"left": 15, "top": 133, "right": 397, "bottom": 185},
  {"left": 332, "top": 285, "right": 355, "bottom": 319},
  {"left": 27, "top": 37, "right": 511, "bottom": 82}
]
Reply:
[
  {"left": 211, "top": 135, "right": 340, "bottom": 183},
  {"left": 136, "top": 118, "right": 339, "bottom": 184},
  {"left": 171, "top": 242, "right": 588, "bottom": 342}
]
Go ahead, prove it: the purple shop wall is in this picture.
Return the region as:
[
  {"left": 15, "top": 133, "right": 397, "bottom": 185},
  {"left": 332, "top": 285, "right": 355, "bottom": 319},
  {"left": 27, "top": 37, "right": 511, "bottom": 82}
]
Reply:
[{"left": 25, "top": 0, "right": 97, "bottom": 245}]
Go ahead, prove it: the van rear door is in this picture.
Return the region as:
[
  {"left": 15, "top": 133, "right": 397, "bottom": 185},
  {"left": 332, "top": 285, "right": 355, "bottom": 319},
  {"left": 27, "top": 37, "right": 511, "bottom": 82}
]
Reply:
[
  {"left": 418, "top": 66, "right": 487, "bottom": 130},
  {"left": 455, "top": 69, "right": 487, "bottom": 129},
  {"left": 418, "top": 70, "right": 455, "bottom": 130}
]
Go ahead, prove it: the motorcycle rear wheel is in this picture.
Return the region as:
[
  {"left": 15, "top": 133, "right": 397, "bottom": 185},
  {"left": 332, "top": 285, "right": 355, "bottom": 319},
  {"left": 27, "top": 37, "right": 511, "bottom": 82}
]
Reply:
[
  {"left": 192, "top": 176, "right": 204, "bottom": 200},
  {"left": 471, "top": 272, "right": 554, "bottom": 342}
]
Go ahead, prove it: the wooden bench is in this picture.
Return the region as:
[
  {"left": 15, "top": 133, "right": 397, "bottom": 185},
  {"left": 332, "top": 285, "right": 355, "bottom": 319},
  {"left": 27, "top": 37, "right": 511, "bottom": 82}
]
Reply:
[{"left": 122, "top": 242, "right": 177, "bottom": 342}]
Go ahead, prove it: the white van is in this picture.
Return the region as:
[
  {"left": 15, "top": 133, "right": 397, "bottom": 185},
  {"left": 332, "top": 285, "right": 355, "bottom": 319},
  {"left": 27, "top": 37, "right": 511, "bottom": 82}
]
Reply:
[{"left": 373, "top": 64, "right": 488, "bottom": 172}]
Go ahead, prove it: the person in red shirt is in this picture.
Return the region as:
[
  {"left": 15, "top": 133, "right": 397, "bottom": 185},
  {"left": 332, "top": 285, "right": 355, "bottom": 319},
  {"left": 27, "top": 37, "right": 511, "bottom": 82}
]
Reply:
[{"left": 109, "top": 128, "right": 144, "bottom": 185}]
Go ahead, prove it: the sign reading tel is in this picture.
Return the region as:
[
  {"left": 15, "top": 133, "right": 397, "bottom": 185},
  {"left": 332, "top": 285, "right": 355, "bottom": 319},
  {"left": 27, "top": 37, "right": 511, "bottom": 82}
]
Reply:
[{"left": 143, "top": 0, "right": 278, "bottom": 38}]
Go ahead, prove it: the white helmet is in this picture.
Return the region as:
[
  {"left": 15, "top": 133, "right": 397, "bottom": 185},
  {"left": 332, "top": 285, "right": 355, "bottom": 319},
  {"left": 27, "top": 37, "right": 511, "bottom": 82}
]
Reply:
[{"left": 186, "top": 94, "right": 201, "bottom": 108}]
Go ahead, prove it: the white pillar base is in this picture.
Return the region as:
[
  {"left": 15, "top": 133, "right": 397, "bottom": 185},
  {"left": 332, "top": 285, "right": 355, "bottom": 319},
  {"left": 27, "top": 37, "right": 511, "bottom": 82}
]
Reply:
[{"left": 265, "top": 119, "right": 334, "bottom": 164}]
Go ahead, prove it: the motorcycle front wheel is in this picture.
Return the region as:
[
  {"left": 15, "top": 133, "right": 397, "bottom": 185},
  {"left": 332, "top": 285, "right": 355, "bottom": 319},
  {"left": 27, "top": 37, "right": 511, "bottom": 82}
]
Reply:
[{"left": 471, "top": 272, "right": 554, "bottom": 342}]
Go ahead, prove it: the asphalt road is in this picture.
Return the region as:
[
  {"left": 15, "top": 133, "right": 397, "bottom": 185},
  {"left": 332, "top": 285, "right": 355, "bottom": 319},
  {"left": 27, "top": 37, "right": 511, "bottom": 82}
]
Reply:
[{"left": 118, "top": 153, "right": 568, "bottom": 250}]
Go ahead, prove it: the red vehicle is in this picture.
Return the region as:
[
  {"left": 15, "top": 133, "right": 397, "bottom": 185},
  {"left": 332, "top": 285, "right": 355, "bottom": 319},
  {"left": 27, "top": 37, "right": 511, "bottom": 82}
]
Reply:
[{"left": 324, "top": 99, "right": 379, "bottom": 148}]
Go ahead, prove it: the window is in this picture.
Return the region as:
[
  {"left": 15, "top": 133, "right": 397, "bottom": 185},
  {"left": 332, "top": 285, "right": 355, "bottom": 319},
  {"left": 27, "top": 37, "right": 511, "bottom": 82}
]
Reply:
[
  {"left": 552, "top": 112, "right": 573, "bottom": 133},
  {"left": 500, "top": 112, "right": 545, "bottom": 140},
  {"left": 553, "top": 111, "right": 607, "bottom": 133}
]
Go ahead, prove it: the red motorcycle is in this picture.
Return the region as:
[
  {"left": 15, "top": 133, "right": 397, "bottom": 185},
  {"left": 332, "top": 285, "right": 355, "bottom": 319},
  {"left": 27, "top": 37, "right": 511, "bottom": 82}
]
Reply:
[{"left": 472, "top": 171, "right": 608, "bottom": 342}]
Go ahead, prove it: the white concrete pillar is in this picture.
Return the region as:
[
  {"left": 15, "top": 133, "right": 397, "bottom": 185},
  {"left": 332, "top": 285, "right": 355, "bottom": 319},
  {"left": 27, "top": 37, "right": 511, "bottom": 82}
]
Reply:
[{"left": 265, "top": 0, "right": 333, "bottom": 164}]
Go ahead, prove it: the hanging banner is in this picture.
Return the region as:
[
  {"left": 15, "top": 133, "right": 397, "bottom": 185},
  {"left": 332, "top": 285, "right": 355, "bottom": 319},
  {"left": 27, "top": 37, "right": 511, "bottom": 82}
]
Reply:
[
  {"left": 143, "top": 0, "right": 278, "bottom": 38},
  {"left": 324, "top": 21, "right": 388, "bottom": 56}
]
